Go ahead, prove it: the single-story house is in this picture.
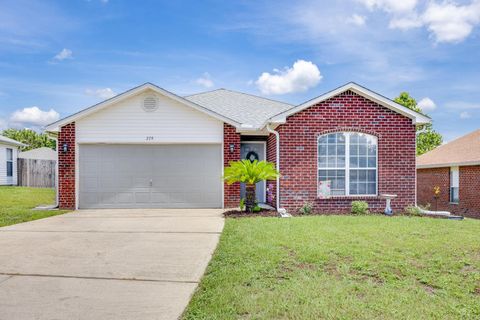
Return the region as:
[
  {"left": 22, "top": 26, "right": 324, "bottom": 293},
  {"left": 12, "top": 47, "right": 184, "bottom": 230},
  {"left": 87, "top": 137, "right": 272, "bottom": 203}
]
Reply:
[
  {"left": 0, "top": 135, "right": 26, "bottom": 186},
  {"left": 45, "top": 82, "right": 429, "bottom": 213},
  {"left": 417, "top": 129, "right": 480, "bottom": 218},
  {"left": 18, "top": 147, "right": 57, "bottom": 161}
]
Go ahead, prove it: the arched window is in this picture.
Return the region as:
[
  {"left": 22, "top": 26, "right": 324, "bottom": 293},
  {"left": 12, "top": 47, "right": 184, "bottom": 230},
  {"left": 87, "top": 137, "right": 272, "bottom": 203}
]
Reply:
[{"left": 318, "top": 132, "right": 377, "bottom": 196}]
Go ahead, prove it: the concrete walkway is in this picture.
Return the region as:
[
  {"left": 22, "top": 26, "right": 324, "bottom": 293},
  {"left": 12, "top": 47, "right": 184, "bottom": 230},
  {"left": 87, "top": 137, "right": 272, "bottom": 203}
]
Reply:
[{"left": 0, "top": 209, "right": 224, "bottom": 320}]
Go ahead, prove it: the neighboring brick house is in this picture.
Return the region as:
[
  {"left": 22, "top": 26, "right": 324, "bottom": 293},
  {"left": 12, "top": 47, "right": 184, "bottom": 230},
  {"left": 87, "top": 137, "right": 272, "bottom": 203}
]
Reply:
[
  {"left": 417, "top": 129, "right": 480, "bottom": 219},
  {"left": 46, "top": 82, "right": 429, "bottom": 213}
]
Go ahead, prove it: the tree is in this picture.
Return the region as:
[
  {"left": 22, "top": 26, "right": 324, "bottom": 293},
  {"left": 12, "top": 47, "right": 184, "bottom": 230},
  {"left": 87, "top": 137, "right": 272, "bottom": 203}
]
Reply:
[
  {"left": 224, "top": 160, "right": 279, "bottom": 212},
  {"left": 394, "top": 92, "right": 442, "bottom": 155},
  {"left": 1, "top": 128, "right": 56, "bottom": 151}
]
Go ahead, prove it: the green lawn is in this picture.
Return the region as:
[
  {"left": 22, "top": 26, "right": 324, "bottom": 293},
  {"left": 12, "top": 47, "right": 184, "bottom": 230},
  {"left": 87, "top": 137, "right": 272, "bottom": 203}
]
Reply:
[
  {"left": 0, "top": 186, "right": 69, "bottom": 227},
  {"left": 184, "top": 215, "right": 480, "bottom": 320}
]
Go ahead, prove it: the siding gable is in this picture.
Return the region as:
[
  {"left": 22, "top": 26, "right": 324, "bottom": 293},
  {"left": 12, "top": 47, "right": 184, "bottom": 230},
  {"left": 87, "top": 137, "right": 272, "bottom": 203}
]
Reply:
[{"left": 76, "top": 90, "right": 223, "bottom": 143}]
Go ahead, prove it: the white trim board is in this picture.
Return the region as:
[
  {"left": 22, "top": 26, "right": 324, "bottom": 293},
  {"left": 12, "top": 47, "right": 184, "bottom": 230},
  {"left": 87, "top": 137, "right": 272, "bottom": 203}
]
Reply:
[{"left": 417, "top": 161, "right": 480, "bottom": 169}]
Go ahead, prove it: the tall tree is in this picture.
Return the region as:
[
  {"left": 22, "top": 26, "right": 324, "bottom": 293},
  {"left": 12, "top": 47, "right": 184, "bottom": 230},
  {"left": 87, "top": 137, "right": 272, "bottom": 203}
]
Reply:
[
  {"left": 394, "top": 92, "right": 442, "bottom": 155},
  {"left": 1, "top": 128, "right": 56, "bottom": 151}
]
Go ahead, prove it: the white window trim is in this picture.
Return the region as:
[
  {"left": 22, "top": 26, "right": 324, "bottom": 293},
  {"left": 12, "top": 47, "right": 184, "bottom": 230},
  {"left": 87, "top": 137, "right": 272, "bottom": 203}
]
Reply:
[
  {"left": 317, "top": 132, "right": 378, "bottom": 197},
  {"left": 6, "top": 148, "right": 13, "bottom": 177},
  {"left": 449, "top": 166, "right": 459, "bottom": 204}
]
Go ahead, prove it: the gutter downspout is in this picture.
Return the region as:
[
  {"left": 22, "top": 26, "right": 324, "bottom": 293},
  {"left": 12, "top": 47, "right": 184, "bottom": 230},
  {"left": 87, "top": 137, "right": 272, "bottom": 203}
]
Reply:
[
  {"left": 48, "top": 133, "right": 59, "bottom": 208},
  {"left": 54, "top": 136, "right": 59, "bottom": 208},
  {"left": 266, "top": 123, "right": 286, "bottom": 214}
]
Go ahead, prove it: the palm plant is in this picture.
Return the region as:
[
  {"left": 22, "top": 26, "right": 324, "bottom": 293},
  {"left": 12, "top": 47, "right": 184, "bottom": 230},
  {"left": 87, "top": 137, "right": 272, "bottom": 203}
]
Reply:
[{"left": 224, "top": 160, "right": 279, "bottom": 212}]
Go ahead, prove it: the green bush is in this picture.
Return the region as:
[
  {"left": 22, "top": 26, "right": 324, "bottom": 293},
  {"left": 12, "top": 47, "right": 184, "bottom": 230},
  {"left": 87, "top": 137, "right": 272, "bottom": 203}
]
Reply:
[
  {"left": 404, "top": 205, "right": 422, "bottom": 216},
  {"left": 299, "top": 202, "right": 314, "bottom": 215},
  {"left": 252, "top": 204, "right": 262, "bottom": 212},
  {"left": 351, "top": 201, "right": 369, "bottom": 215},
  {"left": 420, "top": 203, "right": 431, "bottom": 211},
  {"left": 239, "top": 198, "right": 245, "bottom": 211}
]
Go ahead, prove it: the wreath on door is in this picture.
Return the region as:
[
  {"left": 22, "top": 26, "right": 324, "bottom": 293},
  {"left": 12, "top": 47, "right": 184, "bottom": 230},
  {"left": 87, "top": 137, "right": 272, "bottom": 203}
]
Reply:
[{"left": 246, "top": 151, "right": 259, "bottom": 162}]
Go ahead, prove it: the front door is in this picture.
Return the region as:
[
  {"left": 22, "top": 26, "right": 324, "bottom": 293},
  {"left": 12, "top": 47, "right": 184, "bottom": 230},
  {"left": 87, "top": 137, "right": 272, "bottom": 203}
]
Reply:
[{"left": 240, "top": 142, "right": 266, "bottom": 203}]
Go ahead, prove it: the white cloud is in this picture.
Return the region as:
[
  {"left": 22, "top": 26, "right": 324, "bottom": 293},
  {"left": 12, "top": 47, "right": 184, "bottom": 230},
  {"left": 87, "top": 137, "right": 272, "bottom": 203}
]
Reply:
[
  {"left": 417, "top": 97, "right": 436, "bottom": 112},
  {"left": 195, "top": 72, "right": 214, "bottom": 88},
  {"left": 388, "top": 14, "right": 423, "bottom": 30},
  {"left": 10, "top": 106, "right": 60, "bottom": 127},
  {"left": 358, "top": 0, "right": 418, "bottom": 14},
  {"left": 422, "top": 1, "right": 480, "bottom": 43},
  {"left": 460, "top": 111, "right": 471, "bottom": 119},
  {"left": 255, "top": 60, "right": 322, "bottom": 95},
  {"left": 54, "top": 48, "right": 73, "bottom": 61},
  {"left": 85, "top": 88, "right": 116, "bottom": 99},
  {"left": 347, "top": 14, "right": 367, "bottom": 26},
  {"left": 359, "top": 0, "right": 480, "bottom": 43}
]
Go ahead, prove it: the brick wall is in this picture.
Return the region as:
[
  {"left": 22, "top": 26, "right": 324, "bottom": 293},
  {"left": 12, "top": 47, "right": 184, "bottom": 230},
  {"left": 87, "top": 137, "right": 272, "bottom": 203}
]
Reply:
[
  {"left": 223, "top": 123, "right": 241, "bottom": 208},
  {"left": 266, "top": 133, "right": 277, "bottom": 207},
  {"left": 276, "top": 90, "right": 417, "bottom": 214},
  {"left": 417, "top": 166, "right": 480, "bottom": 218},
  {"left": 58, "top": 122, "right": 76, "bottom": 209}
]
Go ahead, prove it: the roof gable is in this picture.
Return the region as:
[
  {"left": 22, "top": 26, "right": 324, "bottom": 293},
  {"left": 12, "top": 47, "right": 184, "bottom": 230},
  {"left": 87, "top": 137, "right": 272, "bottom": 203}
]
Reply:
[
  {"left": 417, "top": 129, "right": 480, "bottom": 168},
  {"left": 185, "top": 88, "right": 293, "bottom": 129},
  {"left": 268, "top": 82, "right": 431, "bottom": 126},
  {"left": 45, "top": 83, "right": 240, "bottom": 132}
]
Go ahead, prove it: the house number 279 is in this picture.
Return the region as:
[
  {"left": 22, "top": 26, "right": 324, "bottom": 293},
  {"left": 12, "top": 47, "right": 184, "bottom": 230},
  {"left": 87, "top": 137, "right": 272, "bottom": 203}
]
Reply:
[{"left": 146, "top": 136, "right": 154, "bottom": 141}]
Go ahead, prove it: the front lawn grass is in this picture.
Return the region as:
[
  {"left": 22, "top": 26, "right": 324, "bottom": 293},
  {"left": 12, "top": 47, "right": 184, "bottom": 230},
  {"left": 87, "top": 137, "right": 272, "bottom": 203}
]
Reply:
[
  {"left": 183, "top": 215, "right": 480, "bottom": 319},
  {"left": 0, "top": 186, "right": 69, "bottom": 227}
]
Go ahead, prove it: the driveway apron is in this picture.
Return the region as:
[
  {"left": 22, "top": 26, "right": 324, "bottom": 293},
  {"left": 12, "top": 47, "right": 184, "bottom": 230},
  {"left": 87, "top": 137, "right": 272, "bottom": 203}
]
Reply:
[{"left": 0, "top": 209, "right": 224, "bottom": 320}]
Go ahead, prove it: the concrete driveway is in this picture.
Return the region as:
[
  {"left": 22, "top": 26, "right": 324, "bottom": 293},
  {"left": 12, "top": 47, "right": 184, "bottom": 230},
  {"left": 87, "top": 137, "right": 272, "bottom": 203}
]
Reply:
[{"left": 0, "top": 209, "right": 224, "bottom": 320}]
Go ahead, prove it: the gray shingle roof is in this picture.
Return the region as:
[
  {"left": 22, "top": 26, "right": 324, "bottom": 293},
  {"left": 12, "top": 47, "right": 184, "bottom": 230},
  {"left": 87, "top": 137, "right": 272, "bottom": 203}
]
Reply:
[{"left": 185, "top": 89, "right": 293, "bottom": 128}]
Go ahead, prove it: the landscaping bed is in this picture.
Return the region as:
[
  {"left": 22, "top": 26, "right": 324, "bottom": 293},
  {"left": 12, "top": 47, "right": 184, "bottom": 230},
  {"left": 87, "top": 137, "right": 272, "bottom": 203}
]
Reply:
[
  {"left": 223, "top": 209, "right": 278, "bottom": 218},
  {"left": 0, "top": 186, "right": 69, "bottom": 227},
  {"left": 183, "top": 215, "right": 480, "bottom": 319}
]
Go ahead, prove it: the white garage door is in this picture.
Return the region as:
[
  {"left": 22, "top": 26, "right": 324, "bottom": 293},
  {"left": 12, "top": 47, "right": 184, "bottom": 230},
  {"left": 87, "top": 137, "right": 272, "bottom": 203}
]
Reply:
[{"left": 79, "top": 144, "right": 222, "bottom": 209}]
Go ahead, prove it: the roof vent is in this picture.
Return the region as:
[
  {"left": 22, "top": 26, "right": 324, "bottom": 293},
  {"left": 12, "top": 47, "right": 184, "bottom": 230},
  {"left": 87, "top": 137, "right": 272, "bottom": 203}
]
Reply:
[{"left": 142, "top": 95, "right": 158, "bottom": 112}]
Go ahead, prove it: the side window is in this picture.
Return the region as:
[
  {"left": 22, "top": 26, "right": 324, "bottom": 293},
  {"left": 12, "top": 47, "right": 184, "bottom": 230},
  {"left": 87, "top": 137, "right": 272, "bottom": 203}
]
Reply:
[
  {"left": 6, "top": 148, "right": 13, "bottom": 177},
  {"left": 450, "top": 166, "right": 459, "bottom": 203}
]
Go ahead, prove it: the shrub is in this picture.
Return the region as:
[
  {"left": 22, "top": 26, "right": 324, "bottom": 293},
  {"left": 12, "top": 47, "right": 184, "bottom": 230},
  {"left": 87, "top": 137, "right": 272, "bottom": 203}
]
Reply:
[
  {"left": 252, "top": 204, "right": 262, "bottom": 212},
  {"left": 224, "top": 160, "right": 279, "bottom": 212},
  {"left": 299, "top": 202, "right": 314, "bottom": 215},
  {"left": 239, "top": 198, "right": 245, "bottom": 211},
  {"left": 404, "top": 205, "right": 422, "bottom": 216},
  {"left": 420, "top": 203, "right": 431, "bottom": 211},
  {"left": 351, "top": 201, "right": 369, "bottom": 215}
]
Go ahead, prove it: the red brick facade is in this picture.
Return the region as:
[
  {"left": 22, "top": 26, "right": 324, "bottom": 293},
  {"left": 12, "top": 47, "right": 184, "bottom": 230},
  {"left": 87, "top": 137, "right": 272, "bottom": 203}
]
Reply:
[
  {"left": 223, "top": 123, "right": 241, "bottom": 208},
  {"left": 57, "top": 92, "right": 418, "bottom": 213},
  {"left": 275, "top": 90, "right": 417, "bottom": 214},
  {"left": 266, "top": 133, "right": 277, "bottom": 207},
  {"left": 58, "top": 122, "right": 76, "bottom": 209},
  {"left": 417, "top": 166, "right": 480, "bottom": 218}
]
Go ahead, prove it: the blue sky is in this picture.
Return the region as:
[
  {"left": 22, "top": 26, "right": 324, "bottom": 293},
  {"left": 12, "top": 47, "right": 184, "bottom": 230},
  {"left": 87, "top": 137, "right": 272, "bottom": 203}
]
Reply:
[{"left": 0, "top": 0, "right": 479, "bottom": 141}]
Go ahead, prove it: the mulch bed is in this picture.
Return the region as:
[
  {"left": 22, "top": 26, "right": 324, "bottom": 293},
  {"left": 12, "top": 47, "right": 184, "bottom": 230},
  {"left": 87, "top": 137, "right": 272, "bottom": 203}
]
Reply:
[{"left": 223, "top": 209, "right": 279, "bottom": 218}]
